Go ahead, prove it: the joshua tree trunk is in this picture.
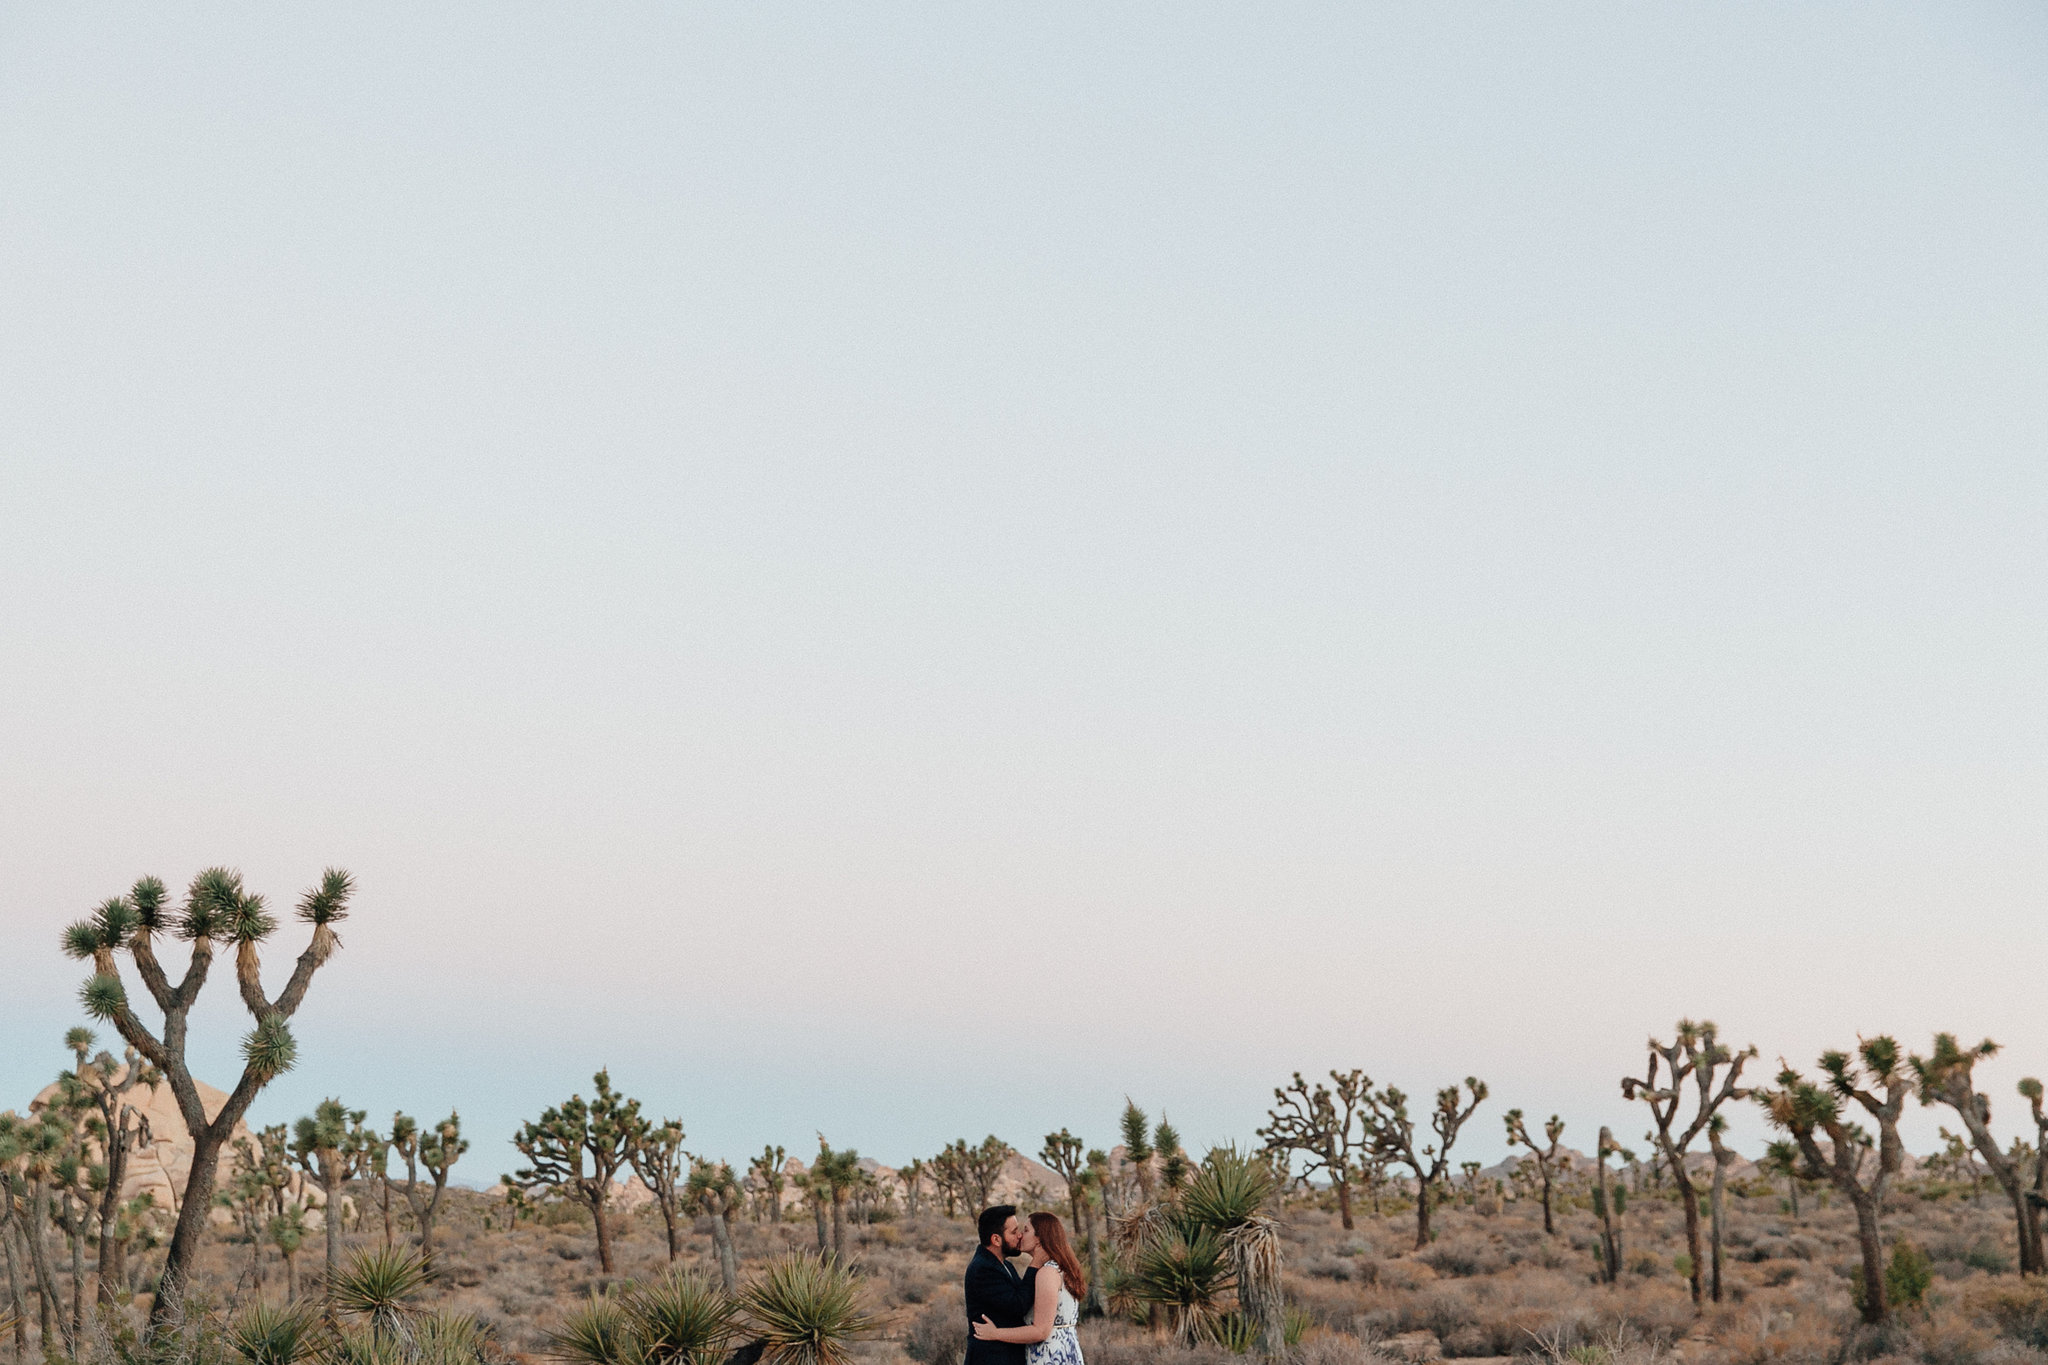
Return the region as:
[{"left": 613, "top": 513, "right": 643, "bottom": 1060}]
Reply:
[
  {"left": 1671, "top": 1163, "right": 1704, "bottom": 1305},
  {"left": 1081, "top": 1201, "right": 1105, "bottom": 1316},
  {"left": 813, "top": 1196, "right": 828, "bottom": 1254},
  {"left": 23, "top": 1182, "right": 64, "bottom": 1354},
  {"left": 64, "top": 1197, "right": 86, "bottom": 1340},
  {"left": 1851, "top": 1197, "right": 1885, "bottom": 1324},
  {"left": 2, "top": 1224, "right": 30, "bottom": 1358},
  {"left": 1709, "top": 1150, "right": 1729, "bottom": 1303},
  {"left": 1333, "top": 1174, "right": 1353, "bottom": 1230},
  {"left": 708, "top": 1208, "right": 739, "bottom": 1292},
  {"left": 831, "top": 1191, "right": 847, "bottom": 1259},
  {"left": 318, "top": 1174, "right": 342, "bottom": 1290},
  {"left": 1595, "top": 1129, "right": 1620, "bottom": 1284},
  {"left": 655, "top": 1196, "right": 682, "bottom": 1261},
  {"left": 589, "top": 1194, "right": 615, "bottom": 1274},
  {"left": 1787, "top": 1175, "right": 1800, "bottom": 1219},
  {"left": 1538, "top": 1164, "right": 1554, "bottom": 1236},
  {"left": 1413, "top": 1178, "right": 1433, "bottom": 1249},
  {"left": 96, "top": 1153, "right": 130, "bottom": 1307},
  {"left": 283, "top": 1247, "right": 298, "bottom": 1302}
]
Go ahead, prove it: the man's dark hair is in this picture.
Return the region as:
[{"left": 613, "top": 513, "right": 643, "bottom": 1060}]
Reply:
[{"left": 977, "top": 1204, "right": 1017, "bottom": 1246}]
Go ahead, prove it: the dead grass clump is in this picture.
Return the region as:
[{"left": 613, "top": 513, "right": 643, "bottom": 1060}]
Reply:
[
  {"left": 1290, "top": 1333, "right": 1404, "bottom": 1365},
  {"left": 1080, "top": 1321, "right": 1238, "bottom": 1365}
]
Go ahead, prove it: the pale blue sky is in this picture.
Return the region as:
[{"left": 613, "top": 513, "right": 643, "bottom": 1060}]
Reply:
[{"left": 4, "top": 4, "right": 2048, "bottom": 1180}]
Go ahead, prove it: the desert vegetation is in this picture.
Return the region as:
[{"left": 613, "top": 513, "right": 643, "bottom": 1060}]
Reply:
[{"left": 11, "top": 871, "right": 2048, "bottom": 1365}]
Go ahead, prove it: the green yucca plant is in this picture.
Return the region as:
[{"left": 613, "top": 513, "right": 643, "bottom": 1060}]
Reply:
[
  {"left": 412, "top": 1311, "right": 496, "bottom": 1365},
  {"left": 325, "top": 1330, "right": 409, "bottom": 1365},
  {"left": 1181, "top": 1148, "right": 1284, "bottom": 1356},
  {"left": 550, "top": 1295, "right": 645, "bottom": 1365},
  {"left": 1127, "top": 1224, "right": 1233, "bottom": 1346},
  {"left": 631, "top": 1269, "right": 738, "bottom": 1365},
  {"left": 331, "top": 1245, "right": 431, "bottom": 1344},
  {"left": 228, "top": 1298, "right": 327, "bottom": 1365},
  {"left": 740, "top": 1255, "right": 882, "bottom": 1365}
]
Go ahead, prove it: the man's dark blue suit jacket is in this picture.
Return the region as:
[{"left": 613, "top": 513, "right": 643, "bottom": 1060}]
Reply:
[{"left": 962, "top": 1246, "right": 1038, "bottom": 1365}]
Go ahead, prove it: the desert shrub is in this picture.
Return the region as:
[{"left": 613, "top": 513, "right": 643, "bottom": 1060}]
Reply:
[
  {"left": 1080, "top": 1321, "right": 1237, "bottom": 1365},
  {"left": 1976, "top": 1281, "right": 2048, "bottom": 1351},
  {"left": 1419, "top": 1239, "right": 1506, "bottom": 1279},
  {"left": 1713, "top": 1306, "right": 1836, "bottom": 1365},
  {"left": 1288, "top": 1335, "right": 1402, "bottom": 1365},
  {"left": 903, "top": 1301, "right": 962, "bottom": 1365},
  {"left": 1906, "top": 1303, "right": 1997, "bottom": 1365}
]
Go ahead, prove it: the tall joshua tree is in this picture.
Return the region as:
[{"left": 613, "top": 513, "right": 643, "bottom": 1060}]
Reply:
[
  {"left": 1259, "top": 1072, "right": 1371, "bottom": 1231},
  {"left": 686, "top": 1158, "right": 745, "bottom": 1291},
  {"left": 749, "top": 1144, "right": 787, "bottom": 1224},
  {"left": 1119, "top": 1103, "right": 1156, "bottom": 1206},
  {"left": 1760, "top": 1141, "right": 1804, "bottom": 1218},
  {"left": 1912, "top": 1035, "right": 2043, "bottom": 1275},
  {"left": 1042, "top": 1131, "right": 1087, "bottom": 1226},
  {"left": 630, "top": 1118, "right": 689, "bottom": 1261},
  {"left": 1621, "top": 1019, "right": 1755, "bottom": 1307},
  {"left": 293, "top": 1098, "right": 364, "bottom": 1291},
  {"left": 512, "top": 1070, "right": 648, "bottom": 1273},
  {"left": 1362, "top": 1077, "right": 1488, "bottom": 1251},
  {"left": 812, "top": 1141, "right": 863, "bottom": 1260},
  {"left": 898, "top": 1159, "right": 927, "bottom": 1217},
  {"left": 1593, "top": 1127, "right": 1625, "bottom": 1283},
  {"left": 1502, "top": 1110, "right": 1565, "bottom": 1236},
  {"left": 56, "top": 1028, "right": 159, "bottom": 1305},
  {"left": 391, "top": 1111, "right": 466, "bottom": 1256},
  {"left": 1759, "top": 1037, "right": 1911, "bottom": 1324},
  {"left": 61, "top": 867, "right": 354, "bottom": 1332}
]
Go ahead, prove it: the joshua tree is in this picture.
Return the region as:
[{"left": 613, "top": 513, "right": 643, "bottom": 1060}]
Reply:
[
  {"left": 1042, "top": 1131, "right": 1087, "bottom": 1225},
  {"left": 1362, "top": 1077, "right": 1488, "bottom": 1251},
  {"left": 55, "top": 1028, "right": 159, "bottom": 1305},
  {"left": 292, "top": 1098, "right": 363, "bottom": 1291},
  {"left": 1593, "top": 1127, "right": 1624, "bottom": 1283},
  {"left": 268, "top": 1202, "right": 309, "bottom": 1301},
  {"left": 1913, "top": 1036, "right": 2042, "bottom": 1273},
  {"left": 1082, "top": 1150, "right": 1110, "bottom": 1315},
  {"left": 1621, "top": 1019, "right": 1756, "bottom": 1307},
  {"left": 749, "top": 1145, "right": 787, "bottom": 1224},
  {"left": 686, "top": 1158, "right": 745, "bottom": 1291},
  {"left": 898, "top": 1159, "right": 927, "bottom": 1217},
  {"left": 2019, "top": 1079, "right": 2048, "bottom": 1219},
  {"left": 1119, "top": 1102, "right": 1156, "bottom": 1205},
  {"left": 928, "top": 1144, "right": 967, "bottom": 1218},
  {"left": 1760, "top": 1037, "right": 1912, "bottom": 1324},
  {"left": 348, "top": 1116, "right": 393, "bottom": 1249},
  {"left": 1502, "top": 1110, "right": 1565, "bottom": 1235},
  {"left": 946, "top": 1137, "right": 1012, "bottom": 1211},
  {"left": 512, "top": 1069, "right": 649, "bottom": 1273},
  {"left": 0, "top": 1125, "right": 34, "bottom": 1360},
  {"left": 1155, "top": 1120, "right": 1189, "bottom": 1195},
  {"left": 61, "top": 868, "right": 354, "bottom": 1331},
  {"left": 812, "top": 1141, "right": 863, "bottom": 1260},
  {"left": 391, "top": 1110, "right": 465, "bottom": 1255},
  {"left": 1760, "top": 1140, "right": 1804, "bottom": 1218},
  {"left": 1258, "top": 1071, "right": 1370, "bottom": 1231},
  {"left": 1, "top": 1108, "right": 73, "bottom": 1351},
  {"left": 631, "top": 1118, "right": 690, "bottom": 1261}
]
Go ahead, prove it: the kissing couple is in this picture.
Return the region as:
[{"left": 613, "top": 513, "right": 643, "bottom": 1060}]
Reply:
[{"left": 962, "top": 1204, "right": 1089, "bottom": 1365}]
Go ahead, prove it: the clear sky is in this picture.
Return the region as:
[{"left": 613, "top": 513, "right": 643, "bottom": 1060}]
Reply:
[{"left": 4, "top": 4, "right": 2047, "bottom": 1183}]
